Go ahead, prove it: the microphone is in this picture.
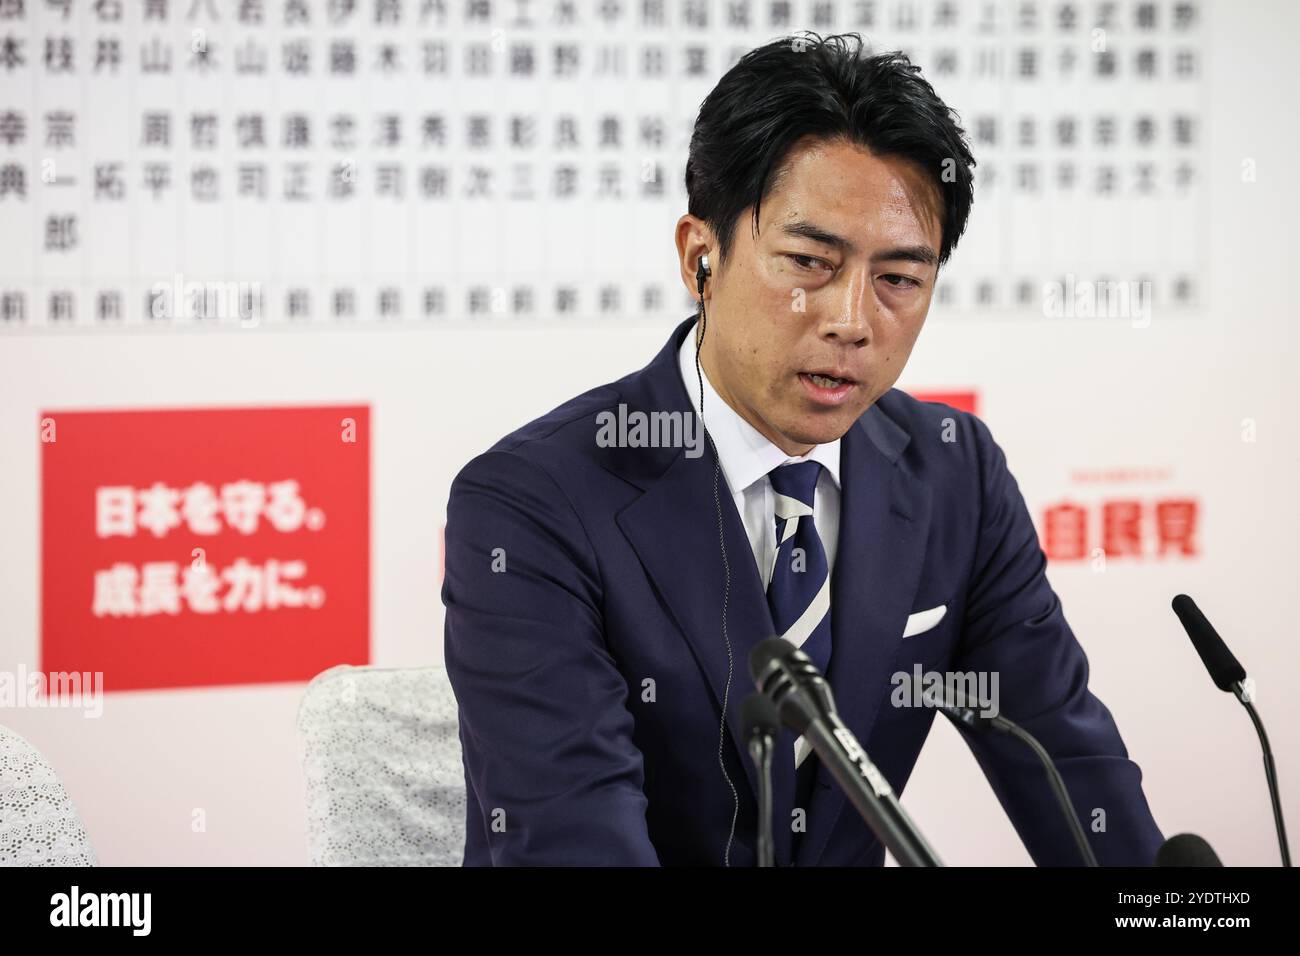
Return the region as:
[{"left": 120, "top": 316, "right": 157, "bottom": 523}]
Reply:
[
  {"left": 1171, "top": 594, "right": 1290, "bottom": 867},
  {"left": 749, "top": 637, "right": 943, "bottom": 867},
  {"left": 1156, "top": 833, "right": 1223, "bottom": 867},
  {"left": 1171, "top": 594, "right": 1246, "bottom": 694},
  {"left": 898, "top": 674, "right": 1098, "bottom": 866},
  {"left": 741, "top": 692, "right": 780, "bottom": 867}
]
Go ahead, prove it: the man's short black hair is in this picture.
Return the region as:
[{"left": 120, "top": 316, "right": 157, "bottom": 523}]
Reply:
[{"left": 685, "top": 32, "right": 976, "bottom": 270}]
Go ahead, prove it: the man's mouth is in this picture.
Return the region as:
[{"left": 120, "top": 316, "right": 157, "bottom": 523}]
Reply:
[
  {"left": 797, "top": 370, "right": 858, "bottom": 406},
  {"left": 808, "top": 372, "right": 848, "bottom": 388}
]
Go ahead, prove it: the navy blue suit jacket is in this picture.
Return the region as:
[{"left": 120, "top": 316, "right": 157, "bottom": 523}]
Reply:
[{"left": 442, "top": 317, "right": 1164, "bottom": 866}]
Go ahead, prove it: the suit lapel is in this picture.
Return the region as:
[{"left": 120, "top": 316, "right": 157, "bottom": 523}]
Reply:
[
  {"left": 795, "top": 406, "right": 933, "bottom": 866},
  {"left": 617, "top": 442, "right": 801, "bottom": 865},
  {"left": 612, "top": 317, "right": 803, "bottom": 865}
]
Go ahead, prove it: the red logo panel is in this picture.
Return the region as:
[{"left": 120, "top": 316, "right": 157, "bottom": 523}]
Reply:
[
  {"left": 40, "top": 405, "right": 370, "bottom": 692},
  {"left": 910, "top": 390, "right": 979, "bottom": 415}
]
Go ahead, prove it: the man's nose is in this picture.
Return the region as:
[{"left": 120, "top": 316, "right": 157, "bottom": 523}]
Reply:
[{"left": 819, "top": 268, "right": 871, "bottom": 345}]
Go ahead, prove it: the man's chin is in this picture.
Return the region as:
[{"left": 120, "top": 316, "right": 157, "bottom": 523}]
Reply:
[{"left": 779, "top": 410, "right": 862, "bottom": 449}]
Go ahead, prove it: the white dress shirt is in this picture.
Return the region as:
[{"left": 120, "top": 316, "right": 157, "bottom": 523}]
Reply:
[
  {"left": 678, "top": 326, "right": 842, "bottom": 770},
  {"left": 676, "top": 326, "right": 842, "bottom": 600}
]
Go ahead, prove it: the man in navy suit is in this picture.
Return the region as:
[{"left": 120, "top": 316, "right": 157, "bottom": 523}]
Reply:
[{"left": 442, "top": 34, "right": 1164, "bottom": 866}]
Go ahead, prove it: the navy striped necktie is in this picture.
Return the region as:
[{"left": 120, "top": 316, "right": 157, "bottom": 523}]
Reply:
[{"left": 764, "top": 460, "right": 832, "bottom": 828}]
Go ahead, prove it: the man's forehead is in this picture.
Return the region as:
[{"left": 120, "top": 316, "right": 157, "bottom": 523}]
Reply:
[{"left": 757, "top": 141, "right": 943, "bottom": 245}]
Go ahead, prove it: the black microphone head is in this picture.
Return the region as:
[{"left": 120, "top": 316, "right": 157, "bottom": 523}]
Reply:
[
  {"left": 905, "top": 672, "right": 969, "bottom": 709},
  {"left": 748, "top": 636, "right": 798, "bottom": 685},
  {"left": 741, "top": 692, "right": 780, "bottom": 739},
  {"left": 1171, "top": 594, "right": 1246, "bottom": 693},
  {"left": 748, "top": 637, "right": 834, "bottom": 734},
  {"left": 896, "top": 672, "right": 986, "bottom": 728},
  {"left": 1155, "top": 833, "right": 1223, "bottom": 867}
]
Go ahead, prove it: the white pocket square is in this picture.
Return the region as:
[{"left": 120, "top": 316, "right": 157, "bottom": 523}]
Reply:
[{"left": 902, "top": 604, "right": 947, "bottom": 638}]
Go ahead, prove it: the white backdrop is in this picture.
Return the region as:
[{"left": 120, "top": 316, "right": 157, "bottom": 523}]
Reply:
[{"left": 2, "top": 0, "right": 1297, "bottom": 865}]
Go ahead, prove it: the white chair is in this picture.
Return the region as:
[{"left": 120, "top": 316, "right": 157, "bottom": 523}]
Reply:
[
  {"left": 0, "top": 725, "right": 96, "bottom": 866},
  {"left": 297, "top": 664, "right": 467, "bottom": 866}
]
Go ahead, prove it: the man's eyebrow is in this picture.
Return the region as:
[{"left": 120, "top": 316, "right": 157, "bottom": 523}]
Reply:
[
  {"left": 780, "top": 219, "right": 855, "bottom": 252},
  {"left": 779, "top": 219, "right": 938, "bottom": 267},
  {"left": 871, "top": 244, "right": 939, "bottom": 268}
]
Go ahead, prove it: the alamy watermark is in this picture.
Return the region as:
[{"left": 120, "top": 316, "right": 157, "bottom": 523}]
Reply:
[
  {"left": 890, "top": 664, "right": 1000, "bottom": 720},
  {"left": 150, "top": 272, "right": 262, "bottom": 327},
  {"left": 0, "top": 665, "right": 104, "bottom": 718},
  {"left": 1042, "top": 275, "right": 1153, "bottom": 328},
  {"left": 595, "top": 404, "right": 703, "bottom": 459},
  {"left": 50, "top": 886, "right": 150, "bottom": 935}
]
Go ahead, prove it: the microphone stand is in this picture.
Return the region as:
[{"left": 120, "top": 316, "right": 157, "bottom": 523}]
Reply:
[
  {"left": 751, "top": 638, "right": 943, "bottom": 867},
  {"left": 746, "top": 732, "right": 776, "bottom": 867},
  {"left": 799, "top": 711, "right": 944, "bottom": 867},
  {"left": 917, "top": 681, "right": 1098, "bottom": 867},
  {"left": 1234, "top": 680, "right": 1291, "bottom": 867}
]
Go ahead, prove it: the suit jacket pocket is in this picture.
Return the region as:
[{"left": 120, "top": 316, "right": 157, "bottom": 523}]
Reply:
[{"left": 902, "top": 603, "right": 947, "bottom": 638}]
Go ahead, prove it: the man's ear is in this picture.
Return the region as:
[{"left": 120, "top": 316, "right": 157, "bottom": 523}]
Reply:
[{"left": 674, "top": 215, "right": 718, "bottom": 302}]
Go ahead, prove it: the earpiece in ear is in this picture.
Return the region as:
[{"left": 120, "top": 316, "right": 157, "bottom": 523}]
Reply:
[{"left": 696, "top": 254, "right": 711, "bottom": 297}]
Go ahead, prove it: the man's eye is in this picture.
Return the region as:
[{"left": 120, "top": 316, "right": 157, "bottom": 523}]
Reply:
[
  {"left": 787, "top": 254, "right": 829, "bottom": 271},
  {"left": 882, "top": 274, "right": 921, "bottom": 289}
]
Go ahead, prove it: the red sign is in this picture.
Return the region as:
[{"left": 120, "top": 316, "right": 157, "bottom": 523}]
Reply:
[
  {"left": 1042, "top": 498, "right": 1200, "bottom": 562},
  {"left": 40, "top": 405, "right": 370, "bottom": 692},
  {"left": 909, "top": 390, "right": 979, "bottom": 415}
]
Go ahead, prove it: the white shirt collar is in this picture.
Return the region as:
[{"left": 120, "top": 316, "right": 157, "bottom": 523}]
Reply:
[{"left": 677, "top": 322, "right": 841, "bottom": 498}]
